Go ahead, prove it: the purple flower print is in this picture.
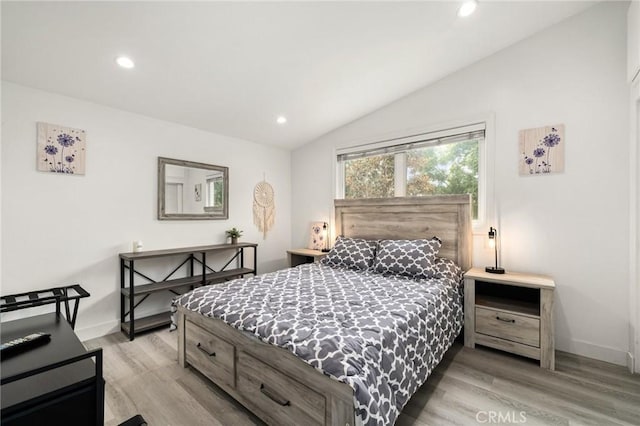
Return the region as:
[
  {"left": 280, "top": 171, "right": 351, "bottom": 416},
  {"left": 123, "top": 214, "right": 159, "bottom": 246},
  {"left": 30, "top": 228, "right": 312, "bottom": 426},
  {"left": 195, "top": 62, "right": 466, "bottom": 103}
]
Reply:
[
  {"left": 523, "top": 127, "right": 562, "bottom": 174},
  {"left": 44, "top": 145, "right": 58, "bottom": 155},
  {"left": 529, "top": 147, "right": 546, "bottom": 174},
  {"left": 543, "top": 133, "right": 560, "bottom": 148},
  {"left": 57, "top": 133, "right": 75, "bottom": 147},
  {"left": 43, "top": 145, "right": 59, "bottom": 172},
  {"left": 54, "top": 133, "right": 76, "bottom": 173},
  {"left": 542, "top": 129, "right": 561, "bottom": 172},
  {"left": 523, "top": 155, "right": 534, "bottom": 174},
  {"left": 43, "top": 131, "right": 80, "bottom": 174}
]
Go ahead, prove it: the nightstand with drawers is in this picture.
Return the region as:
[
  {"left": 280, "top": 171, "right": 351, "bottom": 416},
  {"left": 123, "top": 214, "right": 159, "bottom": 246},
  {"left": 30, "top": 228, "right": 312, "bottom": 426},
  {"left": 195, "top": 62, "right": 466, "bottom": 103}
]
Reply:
[{"left": 464, "top": 267, "right": 555, "bottom": 370}]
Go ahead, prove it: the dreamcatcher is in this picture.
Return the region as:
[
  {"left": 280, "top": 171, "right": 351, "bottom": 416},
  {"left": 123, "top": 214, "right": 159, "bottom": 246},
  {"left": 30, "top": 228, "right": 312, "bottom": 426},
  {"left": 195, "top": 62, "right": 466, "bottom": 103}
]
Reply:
[{"left": 253, "top": 180, "right": 275, "bottom": 239}]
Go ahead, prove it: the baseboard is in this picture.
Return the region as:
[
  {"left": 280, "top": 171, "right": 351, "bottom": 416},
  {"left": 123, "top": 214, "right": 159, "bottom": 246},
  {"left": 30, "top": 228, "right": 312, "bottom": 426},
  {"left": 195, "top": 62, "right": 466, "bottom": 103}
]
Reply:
[
  {"left": 559, "top": 338, "right": 628, "bottom": 367},
  {"left": 628, "top": 352, "right": 635, "bottom": 374},
  {"left": 76, "top": 319, "right": 120, "bottom": 342}
]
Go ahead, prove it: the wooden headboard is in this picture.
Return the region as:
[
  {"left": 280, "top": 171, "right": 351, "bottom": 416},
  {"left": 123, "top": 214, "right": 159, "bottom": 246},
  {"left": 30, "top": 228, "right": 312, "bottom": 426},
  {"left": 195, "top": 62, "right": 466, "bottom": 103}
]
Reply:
[{"left": 334, "top": 195, "right": 472, "bottom": 271}]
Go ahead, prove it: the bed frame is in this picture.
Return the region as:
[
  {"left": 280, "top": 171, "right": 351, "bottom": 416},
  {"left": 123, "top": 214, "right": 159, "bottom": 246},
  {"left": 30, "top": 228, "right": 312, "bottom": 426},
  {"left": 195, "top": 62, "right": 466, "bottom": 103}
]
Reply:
[{"left": 177, "top": 195, "right": 472, "bottom": 426}]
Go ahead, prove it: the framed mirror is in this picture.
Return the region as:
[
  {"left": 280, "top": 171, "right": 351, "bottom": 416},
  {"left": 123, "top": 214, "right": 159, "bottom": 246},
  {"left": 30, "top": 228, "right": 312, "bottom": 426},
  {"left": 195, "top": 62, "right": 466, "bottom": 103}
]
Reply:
[{"left": 158, "top": 157, "right": 229, "bottom": 220}]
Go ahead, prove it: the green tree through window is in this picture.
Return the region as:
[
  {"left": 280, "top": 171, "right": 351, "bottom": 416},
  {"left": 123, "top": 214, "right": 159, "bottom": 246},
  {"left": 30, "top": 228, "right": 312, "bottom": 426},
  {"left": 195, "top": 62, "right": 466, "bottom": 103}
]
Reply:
[
  {"left": 206, "top": 177, "right": 224, "bottom": 209},
  {"left": 344, "top": 154, "right": 395, "bottom": 199},
  {"left": 341, "top": 138, "right": 480, "bottom": 219},
  {"left": 406, "top": 140, "right": 478, "bottom": 218}
]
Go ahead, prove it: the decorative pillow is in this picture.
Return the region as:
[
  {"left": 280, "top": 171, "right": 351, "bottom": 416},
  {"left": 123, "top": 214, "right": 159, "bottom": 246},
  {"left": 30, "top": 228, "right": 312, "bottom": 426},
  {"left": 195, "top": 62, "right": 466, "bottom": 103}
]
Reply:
[
  {"left": 320, "top": 236, "right": 377, "bottom": 271},
  {"left": 373, "top": 237, "right": 442, "bottom": 279},
  {"left": 434, "top": 257, "right": 463, "bottom": 284}
]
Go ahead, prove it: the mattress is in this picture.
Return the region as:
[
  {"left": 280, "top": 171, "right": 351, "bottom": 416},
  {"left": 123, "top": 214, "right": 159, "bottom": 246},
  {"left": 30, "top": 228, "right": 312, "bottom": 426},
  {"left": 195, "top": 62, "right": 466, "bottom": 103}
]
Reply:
[{"left": 174, "top": 262, "right": 463, "bottom": 426}]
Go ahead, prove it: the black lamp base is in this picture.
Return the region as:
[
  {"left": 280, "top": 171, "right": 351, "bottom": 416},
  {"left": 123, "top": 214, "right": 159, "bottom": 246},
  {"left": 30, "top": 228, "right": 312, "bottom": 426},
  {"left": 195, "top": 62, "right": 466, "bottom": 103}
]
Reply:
[{"left": 485, "top": 266, "right": 505, "bottom": 274}]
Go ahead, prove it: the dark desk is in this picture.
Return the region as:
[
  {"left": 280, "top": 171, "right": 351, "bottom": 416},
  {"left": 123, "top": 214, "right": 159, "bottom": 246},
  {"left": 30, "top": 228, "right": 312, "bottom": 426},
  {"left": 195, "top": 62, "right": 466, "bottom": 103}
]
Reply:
[{"left": 1, "top": 313, "right": 104, "bottom": 425}]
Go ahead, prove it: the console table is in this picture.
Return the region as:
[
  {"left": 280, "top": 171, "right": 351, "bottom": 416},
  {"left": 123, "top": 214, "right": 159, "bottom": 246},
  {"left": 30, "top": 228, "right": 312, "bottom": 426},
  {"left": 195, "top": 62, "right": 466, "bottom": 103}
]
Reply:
[
  {"left": 119, "top": 243, "right": 257, "bottom": 340},
  {"left": 1, "top": 313, "right": 104, "bottom": 425}
]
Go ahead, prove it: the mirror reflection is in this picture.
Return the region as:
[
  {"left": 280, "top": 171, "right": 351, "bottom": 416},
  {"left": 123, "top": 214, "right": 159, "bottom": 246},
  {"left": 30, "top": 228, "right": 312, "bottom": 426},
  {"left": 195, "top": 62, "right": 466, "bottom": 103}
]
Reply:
[{"left": 158, "top": 157, "right": 228, "bottom": 220}]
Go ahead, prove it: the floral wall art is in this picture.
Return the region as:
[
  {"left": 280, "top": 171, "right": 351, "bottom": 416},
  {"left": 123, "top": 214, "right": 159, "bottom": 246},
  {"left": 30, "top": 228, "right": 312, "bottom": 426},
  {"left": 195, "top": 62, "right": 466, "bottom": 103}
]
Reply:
[
  {"left": 308, "top": 221, "right": 326, "bottom": 251},
  {"left": 519, "top": 124, "right": 564, "bottom": 176},
  {"left": 37, "top": 122, "right": 86, "bottom": 175}
]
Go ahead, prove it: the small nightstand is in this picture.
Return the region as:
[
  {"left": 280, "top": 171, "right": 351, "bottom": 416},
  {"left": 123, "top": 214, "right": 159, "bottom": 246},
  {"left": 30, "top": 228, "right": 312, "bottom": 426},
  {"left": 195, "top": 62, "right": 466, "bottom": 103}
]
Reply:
[
  {"left": 286, "top": 248, "right": 328, "bottom": 267},
  {"left": 464, "top": 267, "right": 555, "bottom": 370}
]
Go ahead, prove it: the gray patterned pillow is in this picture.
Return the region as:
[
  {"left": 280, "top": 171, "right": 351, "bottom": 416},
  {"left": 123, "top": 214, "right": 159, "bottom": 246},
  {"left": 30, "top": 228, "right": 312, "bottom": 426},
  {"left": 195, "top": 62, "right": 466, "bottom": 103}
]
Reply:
[
  {"left": 373, "top": 238, "right": 442, "bottom": 279},
  {"left": 434, "top": 257, "right": 463, "bottom": 284},
  {"left": 320, "top": 236, "right": 377, "bottom": 271}
]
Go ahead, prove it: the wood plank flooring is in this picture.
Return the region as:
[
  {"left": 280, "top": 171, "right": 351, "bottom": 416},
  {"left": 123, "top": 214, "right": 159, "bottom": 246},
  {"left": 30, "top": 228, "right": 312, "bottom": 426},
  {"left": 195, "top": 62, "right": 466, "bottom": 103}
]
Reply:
[{"left": 84, "top": 329, "right": 640, "bottom": 425}]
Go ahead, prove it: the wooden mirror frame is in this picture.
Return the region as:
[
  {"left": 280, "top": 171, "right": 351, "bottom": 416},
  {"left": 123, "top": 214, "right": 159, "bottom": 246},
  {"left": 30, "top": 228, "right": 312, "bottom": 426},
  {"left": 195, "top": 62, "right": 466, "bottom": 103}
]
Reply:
[{"left": 157, "top": 157, "right": 229, "bottom": 220}]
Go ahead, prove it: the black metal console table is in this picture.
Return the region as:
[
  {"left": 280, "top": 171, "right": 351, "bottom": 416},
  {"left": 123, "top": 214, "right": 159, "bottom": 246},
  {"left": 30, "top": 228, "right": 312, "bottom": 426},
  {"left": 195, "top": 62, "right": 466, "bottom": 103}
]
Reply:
[{"left": 119, "top": 242, "right": 257, "bottom": 340}]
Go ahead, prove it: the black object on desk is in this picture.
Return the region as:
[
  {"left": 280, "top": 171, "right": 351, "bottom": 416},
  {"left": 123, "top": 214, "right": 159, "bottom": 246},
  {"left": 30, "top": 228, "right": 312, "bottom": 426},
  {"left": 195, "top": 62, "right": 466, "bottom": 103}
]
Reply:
[
  {"left": 0, "top": 332, "right": 51, "bottom": 358},
  {"left": 0, "top": 313, "right": 104, "bottom": 426}
]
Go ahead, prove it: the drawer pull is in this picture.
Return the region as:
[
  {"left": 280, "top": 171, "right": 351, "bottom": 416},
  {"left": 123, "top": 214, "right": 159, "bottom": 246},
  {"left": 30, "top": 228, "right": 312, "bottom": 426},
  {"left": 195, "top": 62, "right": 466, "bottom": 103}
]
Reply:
[
  {"left": 496, "top": 316, "right": 515, "bottom": 323},
  {"left": 260, "top": 383, "right": 291, "bottom": 407},
  {"left": 196, "top": 342, "right": 216, "bottom": 357}
]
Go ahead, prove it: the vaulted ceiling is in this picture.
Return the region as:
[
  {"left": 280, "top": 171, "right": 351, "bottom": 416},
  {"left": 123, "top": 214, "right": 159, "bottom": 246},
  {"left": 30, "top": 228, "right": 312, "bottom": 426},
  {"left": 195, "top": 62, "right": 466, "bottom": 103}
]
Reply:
[{"left": 2, "top": 1, "right": 595, "bottom": 149}]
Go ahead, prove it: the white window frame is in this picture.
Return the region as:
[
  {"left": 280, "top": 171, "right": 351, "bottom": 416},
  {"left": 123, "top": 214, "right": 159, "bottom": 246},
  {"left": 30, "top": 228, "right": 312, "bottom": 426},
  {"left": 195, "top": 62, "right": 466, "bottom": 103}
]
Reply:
[{"left": 335, "top": 116, "right": 494, "bottom": 233}]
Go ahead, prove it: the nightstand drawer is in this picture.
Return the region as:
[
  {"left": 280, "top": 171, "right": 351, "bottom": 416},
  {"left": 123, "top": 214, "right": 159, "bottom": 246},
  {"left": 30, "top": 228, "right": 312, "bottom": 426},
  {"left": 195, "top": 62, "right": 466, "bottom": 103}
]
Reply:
[{"left": 475, "top": 307, "right": 540, "bottom": 347}]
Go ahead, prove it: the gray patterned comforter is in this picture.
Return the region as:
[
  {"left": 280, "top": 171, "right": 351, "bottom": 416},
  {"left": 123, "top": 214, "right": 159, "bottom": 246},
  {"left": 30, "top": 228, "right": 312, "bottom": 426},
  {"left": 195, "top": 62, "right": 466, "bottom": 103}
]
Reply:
[{"left": 174, "top": 263, "right": 463, "bottom": 426}]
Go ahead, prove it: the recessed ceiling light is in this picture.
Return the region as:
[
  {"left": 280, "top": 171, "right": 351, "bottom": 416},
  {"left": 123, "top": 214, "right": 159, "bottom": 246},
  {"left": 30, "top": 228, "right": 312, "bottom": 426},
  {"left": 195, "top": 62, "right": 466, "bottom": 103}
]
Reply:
[
  {"left": 276, "top": 116, "right": 287, "bottom": 124},
  {"left": 457, "top": 0, "right": 477, "bottom": 17},
  {"left": 116, "top": 56, "right": 135, "bottom": 69}
]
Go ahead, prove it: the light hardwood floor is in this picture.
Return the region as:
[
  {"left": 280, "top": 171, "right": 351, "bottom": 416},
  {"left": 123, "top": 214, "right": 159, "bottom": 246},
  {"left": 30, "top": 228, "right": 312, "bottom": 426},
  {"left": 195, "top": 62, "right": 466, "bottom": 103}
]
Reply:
[{"left": 84, "top": 329, "right": 640, "bottom": 426}]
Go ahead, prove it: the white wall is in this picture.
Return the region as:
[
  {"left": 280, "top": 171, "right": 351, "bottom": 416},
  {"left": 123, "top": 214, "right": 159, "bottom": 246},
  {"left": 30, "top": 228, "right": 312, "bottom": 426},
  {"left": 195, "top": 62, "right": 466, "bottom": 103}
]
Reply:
[
  {"left": 628, "top": 1, "right": 640, "bottom": 83},
  {"left": 631, "top": 77, "right": 640, "bottom": 373},
  {"left": 1, "top": 82, "right": 291, "bottom": 340},
  {"left": 292, "top": 2, "right": 630, "bottom": 365},
  {"left": 630, "top": 0, "right": 640, "bottom": 372}
]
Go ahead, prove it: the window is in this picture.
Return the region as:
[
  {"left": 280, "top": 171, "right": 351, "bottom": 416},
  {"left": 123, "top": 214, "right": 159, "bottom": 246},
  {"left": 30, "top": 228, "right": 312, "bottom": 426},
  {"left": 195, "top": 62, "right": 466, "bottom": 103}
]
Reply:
[
  {"left": 337, "top": 123, "right": 485, "bottom": 221},
  {"left": 344, "top": 153, "right": 395, "bottom": 199},
  {"left": 205, "top": 175, "right": 224, "bottom": 211}
]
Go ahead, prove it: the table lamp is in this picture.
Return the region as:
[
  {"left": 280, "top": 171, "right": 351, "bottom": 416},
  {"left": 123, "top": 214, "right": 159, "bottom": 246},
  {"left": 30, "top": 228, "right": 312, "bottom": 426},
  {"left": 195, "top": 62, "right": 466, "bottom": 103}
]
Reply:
[
  {"left": 485, "top": 226, "right": 505, "bottom": 274},
  {"left": 322, "top": 222, "right": 330, "bottom": 252}
]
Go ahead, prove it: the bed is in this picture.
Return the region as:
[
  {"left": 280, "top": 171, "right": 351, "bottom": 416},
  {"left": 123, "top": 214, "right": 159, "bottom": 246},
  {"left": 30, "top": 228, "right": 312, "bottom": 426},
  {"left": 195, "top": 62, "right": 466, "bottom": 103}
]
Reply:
[{"left": 175, "top": 196, "right": 472, "bottom": 426}]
